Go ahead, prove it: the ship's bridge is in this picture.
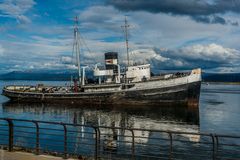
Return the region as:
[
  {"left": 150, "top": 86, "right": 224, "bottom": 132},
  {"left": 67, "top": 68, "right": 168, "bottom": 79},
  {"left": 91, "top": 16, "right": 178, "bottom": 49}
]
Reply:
[{"left": 126, "top": 64, "right": 151, "bottom": 82}]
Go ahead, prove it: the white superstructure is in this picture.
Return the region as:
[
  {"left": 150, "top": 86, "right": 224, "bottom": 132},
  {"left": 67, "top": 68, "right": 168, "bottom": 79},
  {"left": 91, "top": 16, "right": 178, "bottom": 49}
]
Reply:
[{"left": 126, "top": 64, "right": 151, "bottom": 82}]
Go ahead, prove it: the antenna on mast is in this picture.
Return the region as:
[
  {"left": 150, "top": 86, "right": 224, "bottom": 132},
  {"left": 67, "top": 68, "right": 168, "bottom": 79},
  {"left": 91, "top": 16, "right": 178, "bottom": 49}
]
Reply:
[
  {"left": 121, "top": 16, "right": 130, "bottom": 67},
  {"left": 72, "top": 16, "right": 81, "bottom": 84}
]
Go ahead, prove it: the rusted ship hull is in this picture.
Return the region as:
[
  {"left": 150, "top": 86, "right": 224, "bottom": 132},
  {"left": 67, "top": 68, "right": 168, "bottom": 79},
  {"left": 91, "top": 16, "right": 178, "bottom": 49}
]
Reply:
[
  {"left": 2, "top": 81, "right": 201, "bottom": 107},
  {"left": 2, "top": 68, "right": 202, "bottom": 107}
]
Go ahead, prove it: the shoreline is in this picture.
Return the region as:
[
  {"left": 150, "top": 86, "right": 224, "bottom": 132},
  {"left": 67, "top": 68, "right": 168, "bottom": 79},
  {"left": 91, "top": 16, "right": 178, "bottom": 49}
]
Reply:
[{"left": 202, "top": 82, "right": 240, "bottom": 85}]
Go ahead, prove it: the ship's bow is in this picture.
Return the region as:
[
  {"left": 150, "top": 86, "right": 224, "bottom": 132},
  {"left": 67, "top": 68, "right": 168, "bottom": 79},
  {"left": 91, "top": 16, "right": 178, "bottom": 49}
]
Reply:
[{"left": 187, "top": 68, "right": 202, "bottom": 108}]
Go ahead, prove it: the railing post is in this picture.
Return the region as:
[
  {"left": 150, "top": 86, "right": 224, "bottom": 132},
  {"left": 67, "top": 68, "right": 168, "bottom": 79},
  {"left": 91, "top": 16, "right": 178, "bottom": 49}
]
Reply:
[
  {"left": 97, "top": 127, "right": 101, "bottom": 158},
  {"left": 93, "top": 126, "right": 99, "bottom": 160},
  {"left": 210, "top": 134, "right": 216, "bottom": 160},
  {"left": 6, "top": 119, "right": 14, "bottom": 152},
  {"left": 215, "top": 135, "right": 219, "bottom": 159},
  {"left": 62, "top": 124, "right": 68, "bottom": 159},
  {"left": 129, "top": 129, "right": 135, "bottom": 160},
  {"left": 33, "top": 121, "right": 39, "bottom": 155},
  {"left": 168, "top": 132, "right": 173, "bottom": 160}
]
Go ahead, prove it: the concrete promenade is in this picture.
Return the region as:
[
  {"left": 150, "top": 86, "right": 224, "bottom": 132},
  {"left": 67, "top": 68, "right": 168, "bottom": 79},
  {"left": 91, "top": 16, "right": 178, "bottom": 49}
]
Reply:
[{"left": 0, "top": 150, "right": 76, "bottom": 160}]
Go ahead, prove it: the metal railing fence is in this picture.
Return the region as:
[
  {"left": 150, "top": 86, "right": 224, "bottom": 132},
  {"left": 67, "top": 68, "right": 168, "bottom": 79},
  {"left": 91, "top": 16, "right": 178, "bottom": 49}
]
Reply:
[{"left": 0, "top": 118, "right": 239, "bottom": 159}]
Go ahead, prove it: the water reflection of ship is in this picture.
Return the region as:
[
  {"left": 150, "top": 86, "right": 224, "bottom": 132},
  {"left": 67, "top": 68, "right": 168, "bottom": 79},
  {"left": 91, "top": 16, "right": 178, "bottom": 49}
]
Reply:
[
  {"left": 2, "top": 102, "right": 200, "bottom": 143},
  {"left": 2, "top": 101, "right": 199, "bottom": 125}
]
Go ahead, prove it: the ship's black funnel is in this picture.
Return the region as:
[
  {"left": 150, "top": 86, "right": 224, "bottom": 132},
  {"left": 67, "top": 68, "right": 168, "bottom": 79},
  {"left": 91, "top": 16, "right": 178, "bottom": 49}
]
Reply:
[{"left": 105, "top": 52, "right": 118, "bottom": 74}]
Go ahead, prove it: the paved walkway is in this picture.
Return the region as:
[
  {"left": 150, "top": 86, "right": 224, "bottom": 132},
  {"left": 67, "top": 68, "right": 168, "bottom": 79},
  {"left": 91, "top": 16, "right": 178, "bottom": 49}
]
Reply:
[{"left": 0, "top": 150, "right": 76, "bottom": 160}]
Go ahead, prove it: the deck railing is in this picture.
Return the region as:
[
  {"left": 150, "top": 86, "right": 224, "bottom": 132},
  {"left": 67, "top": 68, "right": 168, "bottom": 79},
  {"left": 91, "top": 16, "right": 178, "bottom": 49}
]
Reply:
[{"left": 0, "top": 118, "right": 239, "bottom": 159}]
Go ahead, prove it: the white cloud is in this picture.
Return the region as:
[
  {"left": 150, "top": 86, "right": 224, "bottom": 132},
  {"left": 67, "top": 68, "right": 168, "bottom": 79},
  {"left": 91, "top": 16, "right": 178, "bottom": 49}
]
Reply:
[
  {"left": 11, "top": 41, "right": 69, "bottom": 56},
  {"left": 172, "top": 60, "right": 184, "bottom": 67},
  {"left": 2, "top": 28, "right": 239, "bottom": 73},
  {"left": 78, "top": 6, "right": 123, "bottom": 28},
  {"left": 3, "top": 58, "right": 78, "bottom": 72},
  {"left": 178, "top": 43, "right": 240, "bottom": 62},
  {"left": 0, "top": 0, "right": 36, "bottom": 23},
  {"left": 16, "top": 15, "right": 31, "bottom": 24},
  {"left": 150, "top": 43, "right": 240, "bottom": 71},
  {"left": 129, "top": 48, "right": 169, "bottom": 65},
  {"left": 79, "top": 5, "right": 240, "bottom": 50},
  {"left": 0, "top": 35, "right": 73, "bottom": 73},
  {"left": 208, "top": 66, "right": 240, "bottom": 73},
  {"left": 0, "top": 44, "right": 5, "bottom": 56},
  {"left": 31, "top": 36, "right": 72, "bottom": 46},
  {"left": 35, "top": 62, "right": 78, "bottom": 71},
  {"left": 76, "top": 5, "right": 240, "bottom": 57},
  {"left": 77, "top": 5, "right": 140, "bottom": 40},
  {"left": 1, "top": 35, "right": 72, "bottom": 58},
  {"left": 61, "top": 56, "right": 72, "bottom": 64},
  {"left": 1, "top": 2, "right": 240, "bottom": 73},
  {"left": 0, "top": 0, "right": 36, "bottom": 15}
]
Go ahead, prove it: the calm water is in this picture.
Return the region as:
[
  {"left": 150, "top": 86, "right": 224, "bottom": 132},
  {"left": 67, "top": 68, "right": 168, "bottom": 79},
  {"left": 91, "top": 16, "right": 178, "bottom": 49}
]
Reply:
[{"left": 0, "top": 80, "right": 239, "bottom": 135}]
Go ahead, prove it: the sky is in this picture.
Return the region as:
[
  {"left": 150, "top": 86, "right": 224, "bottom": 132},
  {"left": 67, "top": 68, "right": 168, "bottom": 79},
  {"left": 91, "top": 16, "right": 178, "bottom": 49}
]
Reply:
[{"left": 0, "top": 0, "right": 240, "bottom": 74}]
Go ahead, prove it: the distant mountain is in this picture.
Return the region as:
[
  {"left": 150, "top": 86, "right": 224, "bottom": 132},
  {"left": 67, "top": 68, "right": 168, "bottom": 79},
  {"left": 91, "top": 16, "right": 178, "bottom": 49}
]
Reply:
[
  {"left": 0, "top": 71, "right": 239, "bottom": 82},
  {"left": 0, "top": 71, "right": 77, "bottom": 81},
  {"left": 202, "top": 72, "right": 240, "bottom": 82},
  {"left": 0, "top": 70, "right": 96, "bottom": 81}
]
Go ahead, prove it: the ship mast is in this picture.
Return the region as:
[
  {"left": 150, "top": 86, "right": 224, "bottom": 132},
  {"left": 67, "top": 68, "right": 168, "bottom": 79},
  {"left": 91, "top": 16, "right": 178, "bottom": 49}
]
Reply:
[
  {"left": 72, "top": 16, "right": 81, "bottom": 84},
  {"left": 122, "top": 16, "right": 130, "bottom": 67}
]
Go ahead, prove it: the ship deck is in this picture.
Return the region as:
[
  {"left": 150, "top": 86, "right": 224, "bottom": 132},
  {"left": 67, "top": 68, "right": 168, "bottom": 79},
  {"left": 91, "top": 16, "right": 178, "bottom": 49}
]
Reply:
[{"left": 3, "top": 72, "right": 192, "bottom": 94}]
